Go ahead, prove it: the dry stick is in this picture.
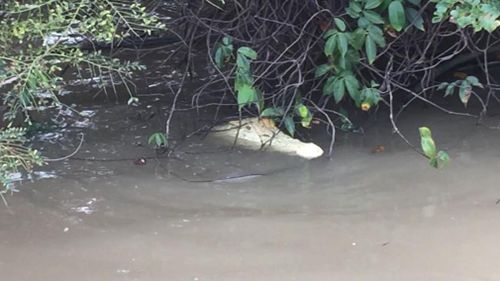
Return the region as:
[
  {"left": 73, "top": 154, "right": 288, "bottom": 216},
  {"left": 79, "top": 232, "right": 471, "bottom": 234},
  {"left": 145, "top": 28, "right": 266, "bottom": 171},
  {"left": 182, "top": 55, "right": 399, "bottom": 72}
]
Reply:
[
  {"left": 482, "top": 34, "right": 494, "bottom": 110},
  {"left": 393, "top": 81, "right": 478, "bottom": 119},
  {"left": 308, "top": 100, "right": 335, "bottom": 157},
  {"left": 188, "top": 2, "right": 316, "bottom": 109},
  {"left": 199, "top": 8, "right": 306, "bottom": 146},
  {"left": 165, "top": 64, "right": 190, "bottom": 153},
  {"left": 465, "top": 33, "right": 498, "bottom": 124},
  {"left": 186, "top": 3, "right": 323, "bottom": 137},
  {"left": 0, "top": 192, "right": 9, "bottom": 208},
  {"left": 2, "top": 129, "right": 82, "bottom": 205},
  {"left": 253, "top": 9, "right": 333, "bottom": 84},
  {"left": 44, "top": 132, "right": 85, "bottom": 162},
  {"left": 204, "top": 29, "right": 237, "bottom": 121},
  {"left": 181, "top": 1, "right": 489, "bottom": 146},
  {"left": 386, "top": 57, "right": 425, "bottom": 157},
  {"left": 231, "top": 110, "right": 242, "bottom": 149},
  {"left": 165, "top": 16, "right": 200, "bottom": 156},
  {"left": 360, "top": 48, "right": 479, "bottom": 120}
]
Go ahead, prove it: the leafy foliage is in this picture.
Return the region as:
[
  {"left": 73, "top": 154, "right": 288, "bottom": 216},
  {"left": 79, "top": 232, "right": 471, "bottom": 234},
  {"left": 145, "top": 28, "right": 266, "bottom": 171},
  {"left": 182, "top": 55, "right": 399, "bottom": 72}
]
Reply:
[
  {"left": 148, "top": 132, "right": 168, "bottom": 148},
  {"left": 260, "top": 98, "right": 313, "bottom": 136},
  {"left": 0, "top": 128, "right": 43, "bottom": 193},
  {"left": 235, "top": 46, "right": 261, "bottom": 111},
  {"left": 318, "top": 0, "right": 426, "bottom": 110},
  {"left": 437, "top": 75, "right": 483, "bottom": 107},
  {"left": 197, "top": 0, "right": 500, "bottom": 165},
  {"left": 214, "top": 37, "right": 234, "bottom": 68},
  {"left": 419, "top": 127, "right": 450, "bottom": 168},
  {"left": 315, "top": 0, "right": 499, "bottom": 113},
  {"left": 215, "top": 37, "right": 262, "bottom": 111},
  {"left": 0, "top": 0, "right": 164, "bottom": 189},
  {"left": 0, "top": 0, "right": 164, "bottom": 122},
  {"left": 432, "top": 0, "right": 500, "bottom": 32}
]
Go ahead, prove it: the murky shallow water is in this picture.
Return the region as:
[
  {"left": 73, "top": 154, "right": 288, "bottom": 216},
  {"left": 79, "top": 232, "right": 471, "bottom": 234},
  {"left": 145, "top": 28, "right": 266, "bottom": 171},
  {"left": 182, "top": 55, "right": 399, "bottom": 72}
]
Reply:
[{"left": 1, "top": 99, "right": 500, "bottom": 281}]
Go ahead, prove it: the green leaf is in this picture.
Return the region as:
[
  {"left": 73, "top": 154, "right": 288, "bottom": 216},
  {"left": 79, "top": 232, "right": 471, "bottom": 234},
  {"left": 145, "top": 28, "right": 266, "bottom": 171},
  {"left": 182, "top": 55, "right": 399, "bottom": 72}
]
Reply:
[
  {"left": 466, "top": 76, "right": 483, "bottom": 88},
  {"left": 237, "top": 47, "right": 257, "bottom": 59},
  {"left": 419, "top": 127, "right": 437, "bottom": 159},
  {"left": 437, "top": 82, "right": 448, "bottom": 91},
  {"left": 350, "top": 1, "right": 362, "bottom": 12},
  {"left": 407, "top": 7, "right": 425, "bottom": 31},
  {"left": 337, "top": 33, "right": 349, "bottom": 57},
  {"left": 361, "top": 86, "right": 381, "bottom": 105},
  {"left": 284, "top": 116, "right": 295, "bottom": 136},
  {"left": 363, "top": 10, "right": 385, "bottom": 24},
  {"left": 333, "top": 78, "right": 346, "bottom": 103},
  {"left": 478, "top": 14, "right": 500, "bottom": 33},
  {"left": 315, "top": 64, "right": 332, "bottom": 78},
  {"left": 338, "top": 54, "right": 347, "bottom": 69},
  {"left": 445, "top": 83, "right": 455, "bottom": 97},
  {"left": 323, "top": 76, "right": 337, "bottom": 96},
  {"left": 334, "top": 18, "right": 346, "bottom": 32},
  {"left": 459, "top": 82, "right": 472, "bottom": 106},
  {"left": 419, "top": 126, "right": 431, "bottom": 138},
  {"left": 380, "top": 0, "right": 393, "bottom": 10},
  {"left": 254, "top": 88, "right": 264, "bottom": 112},
  {"left": 349, "top": 28, "right": 366, "bottom": 50},
  {"left": 435, "top": 150, "right": 450, "bottom": 168},
  {"left": 367, "top": 24, "right": 386, "bottom": 47},
  {"left": 406, "top": 0, "right": 421, "bottom": 6},
  {"left": 236, "top": 84, "right": 257, "bottom": 110},
  {"left": 261, "top": 107, "right": 284, "bottom": 117},
  {"left": 324, "top": 35, "right": 337, "bottom": 56},
  {"left": 296, "top": 104, "right": 309, "bottom": 119},
  {"left": 344, "top": 73, "right": 361, "bottom": 103},
  {"left": 215, "top": 47, "right": 224, "bottom": 68},
  {"left": 365, "top": 0, "right": 384, "bottom": 9},
  {"left": 222, "top": 36, "right": 232, "bottom": 45},
  {"left": 365, "top": 35, "right": 377, "bottom": 64},
  {"left": 346, "top": 1, "right": 362, "bottom": 18},
  {"left": 296, "top": 104, "right": 313, "bottom": 127},
  {"left": 235, "top": 71, "right": 253, "bottom": 89},
  {"left": 358, "top": 17, "right": 371, "bottom": 28},
  {"left": 345, "top": 49, "right": 361, "bottom": 70},
  {"left": 323, "top": 29, "right": 337, "bottom": 39},
  {"left": 301, "top": 115, "right": 313, "bottom": 128},
  {"left": 236, "top": 55, "right": 250, "bottom": 71},
  {"left": 388, "top": 1, "right": 406, "bottom": 32},
  {"left": 148, "top": 132, "right": 167, "bottom": 147},
  {"left": 429, "top": 157, "right": 438, "bottom": 168}
]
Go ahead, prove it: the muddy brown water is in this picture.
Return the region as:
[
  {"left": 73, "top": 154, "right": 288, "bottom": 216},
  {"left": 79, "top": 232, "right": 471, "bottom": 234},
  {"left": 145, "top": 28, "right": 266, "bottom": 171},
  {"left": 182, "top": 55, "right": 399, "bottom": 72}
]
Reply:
[{"left": 1, "top": 98, "right": 500, "bottom": 281}]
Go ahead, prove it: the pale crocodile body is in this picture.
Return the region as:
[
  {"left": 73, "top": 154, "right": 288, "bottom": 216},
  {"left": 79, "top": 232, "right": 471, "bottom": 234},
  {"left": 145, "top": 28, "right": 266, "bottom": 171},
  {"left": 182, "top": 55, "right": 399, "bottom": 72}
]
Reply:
[{"left": 210, "top": 118, "right": 324, "bottom": 159}]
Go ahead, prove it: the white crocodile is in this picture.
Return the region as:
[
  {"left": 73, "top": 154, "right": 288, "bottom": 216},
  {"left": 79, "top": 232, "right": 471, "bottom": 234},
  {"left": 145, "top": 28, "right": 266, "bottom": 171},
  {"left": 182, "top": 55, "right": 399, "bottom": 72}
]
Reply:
[{"left": 209, "top": 118, "right": 324, "bottom": 159}]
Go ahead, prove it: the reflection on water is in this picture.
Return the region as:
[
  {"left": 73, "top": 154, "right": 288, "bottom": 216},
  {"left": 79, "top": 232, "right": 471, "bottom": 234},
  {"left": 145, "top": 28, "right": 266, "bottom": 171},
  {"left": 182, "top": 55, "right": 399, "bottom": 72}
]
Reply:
[
  {"left": 1, "top": 97, "right": 500, "bottom": 280},
  {"left": 67, "top": 198, "right": 98, "bottom": 215},
  {"left": 3, "top": 38, "right": 500, "bottom": 279}
]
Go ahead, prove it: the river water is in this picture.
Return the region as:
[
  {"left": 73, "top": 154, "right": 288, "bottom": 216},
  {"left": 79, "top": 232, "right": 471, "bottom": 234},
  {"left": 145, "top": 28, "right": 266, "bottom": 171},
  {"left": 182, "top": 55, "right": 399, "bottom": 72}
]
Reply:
[
  {"left": 2, "top": 0, "right": 500, "bottom": 278},
  {"left": 1, "top": 89, "right": 499, "bottom": 280}
]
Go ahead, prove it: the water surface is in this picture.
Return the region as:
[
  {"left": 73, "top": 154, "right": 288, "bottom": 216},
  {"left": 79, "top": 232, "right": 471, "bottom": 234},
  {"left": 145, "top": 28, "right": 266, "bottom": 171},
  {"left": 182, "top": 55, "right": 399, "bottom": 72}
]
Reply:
[{"left": 1, "top": 101, "right": 500, "bottom": 281}]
